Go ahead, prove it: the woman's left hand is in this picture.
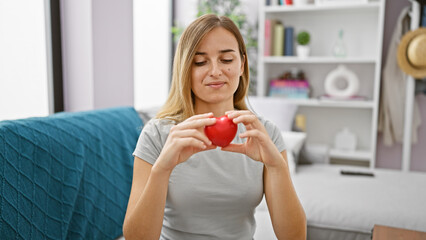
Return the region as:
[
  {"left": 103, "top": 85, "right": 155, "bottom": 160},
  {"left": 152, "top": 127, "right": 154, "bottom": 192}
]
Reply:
[{"left": 221, "top": 110, "right": 285, "bottom": 169}]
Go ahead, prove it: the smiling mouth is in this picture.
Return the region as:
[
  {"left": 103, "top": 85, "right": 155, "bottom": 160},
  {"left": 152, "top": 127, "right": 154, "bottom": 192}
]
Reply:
[{"left": 206, "top": 82, "right": 225, "bottom": 89}]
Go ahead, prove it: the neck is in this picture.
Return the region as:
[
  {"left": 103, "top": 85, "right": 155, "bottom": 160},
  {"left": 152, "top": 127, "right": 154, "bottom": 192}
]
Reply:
[{"left": 194, "top": 99, "right": 234, "bottom": 117}]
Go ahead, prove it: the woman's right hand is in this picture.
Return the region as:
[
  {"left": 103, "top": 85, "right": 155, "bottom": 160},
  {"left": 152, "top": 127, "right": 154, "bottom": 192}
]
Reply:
[{"left": 153, "top": 112, "right": 217, "bottom": 173}]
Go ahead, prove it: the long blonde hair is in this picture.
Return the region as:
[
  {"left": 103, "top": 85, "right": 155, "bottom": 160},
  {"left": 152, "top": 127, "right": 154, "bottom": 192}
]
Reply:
[{"left": 155, "top": 14, "right": 250, "bottom": 122}]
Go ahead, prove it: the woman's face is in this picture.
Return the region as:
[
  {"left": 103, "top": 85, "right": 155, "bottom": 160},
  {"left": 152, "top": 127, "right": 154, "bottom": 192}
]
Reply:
[{"left": 191, "top": 27, "right": 244, "bottom": 107}]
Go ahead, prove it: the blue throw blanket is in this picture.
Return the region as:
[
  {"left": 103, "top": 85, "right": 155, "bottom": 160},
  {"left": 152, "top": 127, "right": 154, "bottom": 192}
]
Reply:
[{"left": 0, "top": 107, "right": 143, "bottom": 239}]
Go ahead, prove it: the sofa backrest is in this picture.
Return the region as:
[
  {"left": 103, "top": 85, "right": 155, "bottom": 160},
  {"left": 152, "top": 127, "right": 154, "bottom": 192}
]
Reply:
[{"left": 0, "top": 107, "right": 143, "bottom": 239}]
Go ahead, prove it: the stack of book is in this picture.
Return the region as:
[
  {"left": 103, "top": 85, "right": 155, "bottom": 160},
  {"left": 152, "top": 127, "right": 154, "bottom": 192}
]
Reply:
[
  {"left": 264, "top": 19, "right": 294, "bottom": 57},
  {"left": 269, "top": 79, "right": 310, "bottom": 98},
  {"left": 265, "top": 0, "right": 293, "bottom": 5}
]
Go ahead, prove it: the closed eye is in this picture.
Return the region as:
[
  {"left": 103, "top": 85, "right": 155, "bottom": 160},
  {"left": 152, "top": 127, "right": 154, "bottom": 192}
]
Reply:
[
  {"left": 222, "top": 59, "right": 233, "bottom": 63},
  {"left": 194, "top": 61, "right": 207, "bottom": 66}
]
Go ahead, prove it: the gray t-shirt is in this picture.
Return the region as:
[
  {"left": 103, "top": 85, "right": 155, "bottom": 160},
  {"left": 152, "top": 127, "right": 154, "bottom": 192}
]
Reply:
[{"left": 133, "top": 117, "right": 286, "bottom": 240}]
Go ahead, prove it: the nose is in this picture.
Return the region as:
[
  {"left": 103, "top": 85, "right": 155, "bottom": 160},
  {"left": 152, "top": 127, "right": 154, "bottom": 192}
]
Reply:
[{"left": 209, "top": 61, "right": 222, "bottom": 77}]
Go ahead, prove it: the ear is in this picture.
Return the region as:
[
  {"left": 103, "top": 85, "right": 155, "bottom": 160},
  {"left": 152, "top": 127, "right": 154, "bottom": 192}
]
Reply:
[{"left": 240, "top": 54, "right": 246, "bottom": 76}]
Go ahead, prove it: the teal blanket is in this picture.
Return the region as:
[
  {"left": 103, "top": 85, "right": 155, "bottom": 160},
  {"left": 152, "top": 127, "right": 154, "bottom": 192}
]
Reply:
[{"left": 0, "top": 107, "right": 143, "bottom": 239}]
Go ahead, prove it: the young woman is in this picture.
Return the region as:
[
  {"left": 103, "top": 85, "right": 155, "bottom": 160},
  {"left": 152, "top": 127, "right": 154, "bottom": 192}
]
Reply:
[{"left": 123, "top": 14, "right": 306, "bottom": 240}]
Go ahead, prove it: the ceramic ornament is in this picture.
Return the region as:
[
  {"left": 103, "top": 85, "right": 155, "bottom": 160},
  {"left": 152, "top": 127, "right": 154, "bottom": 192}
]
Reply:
[
  {"left": 334, "top": 128, "right": 357, "bottom": 151},
  {"left": 324, "top": 65, "right": 360, "bottom": 99}
]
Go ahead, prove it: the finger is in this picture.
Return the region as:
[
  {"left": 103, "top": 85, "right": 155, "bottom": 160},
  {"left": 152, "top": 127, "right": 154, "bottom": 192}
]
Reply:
[
  {"left": 225, "top": 110, "right": 235, "bottom": 115},
  {"left": 178, "top": 137, "right": 207, "bottom": 150},
  {"left": 203, "top": 144, "right": 218, "bottom": 151},
  {"left": 231, "top": 114, "right": 258, "bottom": 125},
  {"left": 230, "top": 113, "right": 262, "bottom": 132},
  {"left": 239, "top": 129, "right": 265, "bottom": 140},
  {"left": 226, "top": 110, "right": 252, "bottom": 119},
  {"left": 220, "top": 143, "right": 245, "bottom": 154},
  {"left": 178, "top": 117, "right": 217, "bottom": 130},
  {"left": 192, "top": 144, "right": 218, "bottom": 156},
  {"left": 185, "top": 112, "right": 214, "bottom": 121},
  {"left": 171, "top": 129, "right": 212, "bottom": 145}
]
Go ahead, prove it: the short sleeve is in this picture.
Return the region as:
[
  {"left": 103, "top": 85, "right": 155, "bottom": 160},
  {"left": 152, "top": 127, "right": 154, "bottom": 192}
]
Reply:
[
  {"left": 133, "top": 119, "right": 167, "bottom": 165},
  {"left": 262, "top": 118, "right": 286, "bottom": 153}
]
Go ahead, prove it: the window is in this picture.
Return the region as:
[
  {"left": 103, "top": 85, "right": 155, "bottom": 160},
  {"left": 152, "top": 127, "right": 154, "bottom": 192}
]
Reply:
[
  {"left": 0, "top": 0, "right": 52, "bottom": 120},
  {"left": 133, "top": 0, "right": 172, "bottom": 110}
]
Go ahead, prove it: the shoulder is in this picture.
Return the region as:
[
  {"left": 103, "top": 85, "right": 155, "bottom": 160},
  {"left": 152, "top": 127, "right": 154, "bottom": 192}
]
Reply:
[
  {"left": 134, "top": 118, "right": 175, "bottom": 164},
  {"left": 138, "top": 118, "right": 176, "bottom": 145},
  {"left": 143, "top": 118, "right": 175, "bottom": 135},
  {"left": 257, "top": 115, "right": 286, "bottom": 151}
]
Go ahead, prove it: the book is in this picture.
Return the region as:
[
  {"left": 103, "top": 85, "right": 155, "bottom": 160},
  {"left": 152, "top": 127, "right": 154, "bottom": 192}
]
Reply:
[
  {"left": 270, "top": 79, "right": 309, "bottom": 88},
  {"left": 269, "top": 20, "right": 278, "bottom": 55},
  {"left": 284, "top": 27, "right": 294, "bottom": 56},
  {"left": 264, "top": 19, "right": 272, "bottom": 56},
  {"left": 269, "top": 79, "right": 310, "bottom": 98},
  {"left": 422, "top": 5, "right": 426, "bottom": 27},
  {"left": 270, "top": 0, "right": 278, "bottom": 6},
  {"left": 273, "top": 22, "right": 284, "bottom": 56}
]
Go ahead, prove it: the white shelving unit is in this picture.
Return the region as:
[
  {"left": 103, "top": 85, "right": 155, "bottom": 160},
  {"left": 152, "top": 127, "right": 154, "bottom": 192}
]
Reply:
[
  {"left": 402, "top": 0, "right": 421, "bottom": 172},
  {"left": 256, "top": 0, "right": 386, "bottom": 167}
]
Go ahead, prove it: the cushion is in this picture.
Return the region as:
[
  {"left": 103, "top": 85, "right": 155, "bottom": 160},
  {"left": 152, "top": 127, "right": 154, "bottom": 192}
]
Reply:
[
  {"left": 136, "top": 106, "right": 161, "bottom": 124},
  {"left": 248, "top": 96, "right": 298, "bottom": 131},
  {"left": 0, "top": 107, "right": 142, "bottom": 239},
  {"left": 282, "top": 131, "right": 307, "bottom": 175}
]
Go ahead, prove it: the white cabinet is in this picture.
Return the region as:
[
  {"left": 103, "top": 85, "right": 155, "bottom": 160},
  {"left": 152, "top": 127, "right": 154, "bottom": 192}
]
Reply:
[{"left": 255, "top": 0, "right": 386, "bottom": 167}]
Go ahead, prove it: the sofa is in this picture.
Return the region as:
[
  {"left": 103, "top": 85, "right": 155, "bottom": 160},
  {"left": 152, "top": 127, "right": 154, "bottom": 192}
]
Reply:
[
  {"left": 3, "top": 106, "right": 426, "bottom": 240},
  {"left": 0, "top": 107, "right": 142, "bottom": 239}
]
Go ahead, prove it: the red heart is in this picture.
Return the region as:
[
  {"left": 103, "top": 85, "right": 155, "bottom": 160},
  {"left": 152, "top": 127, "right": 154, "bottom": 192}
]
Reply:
[{"left": 204, "top": 115, "right": 238, "bottom": 147}]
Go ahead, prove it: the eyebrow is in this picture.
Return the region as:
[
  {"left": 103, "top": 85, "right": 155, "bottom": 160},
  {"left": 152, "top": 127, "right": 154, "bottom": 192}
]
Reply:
[{"left": 195, "top": 49, "right": 236, "bottom": 55}]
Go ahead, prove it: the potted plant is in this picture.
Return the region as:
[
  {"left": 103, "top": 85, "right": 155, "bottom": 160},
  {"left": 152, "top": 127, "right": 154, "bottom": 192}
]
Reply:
[{"left": 296, "top": 31, "right": 310, "bottom": 58}]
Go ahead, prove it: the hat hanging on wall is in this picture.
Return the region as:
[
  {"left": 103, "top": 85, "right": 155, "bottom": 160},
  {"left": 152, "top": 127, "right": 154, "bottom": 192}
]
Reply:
[{"left": 397, "top": 27, "right": 426, "bottom": 79}]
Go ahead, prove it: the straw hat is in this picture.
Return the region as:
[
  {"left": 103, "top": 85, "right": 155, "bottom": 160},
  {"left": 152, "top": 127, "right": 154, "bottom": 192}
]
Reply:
[{"left": 397, "top": 27, "right": 426, "bottom": 79}]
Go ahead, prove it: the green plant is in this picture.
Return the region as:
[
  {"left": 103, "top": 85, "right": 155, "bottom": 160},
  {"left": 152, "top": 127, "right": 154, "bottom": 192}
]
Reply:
[{"left": 297, "top": 31, "right": 310, "bottom": 45}]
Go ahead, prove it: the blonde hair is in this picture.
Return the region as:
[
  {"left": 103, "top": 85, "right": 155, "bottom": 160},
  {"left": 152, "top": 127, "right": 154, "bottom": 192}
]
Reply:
[{"left": 155, "top": 14, "right": 250, "bottom": 122}]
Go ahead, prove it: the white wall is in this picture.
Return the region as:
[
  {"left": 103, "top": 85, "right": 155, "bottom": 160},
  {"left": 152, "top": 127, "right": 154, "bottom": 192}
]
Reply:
[
  {"left": 60, "top": 0, "right": 134, "bottom": 112},
  {"left": 93, "top": 0, "right": 134, "bottom": 109},
  {"left": 60, "top": 0, "right": 94, "bottom": 112},
  {"left": 0, "top": 0, "right": 50, "bottom": 120}
]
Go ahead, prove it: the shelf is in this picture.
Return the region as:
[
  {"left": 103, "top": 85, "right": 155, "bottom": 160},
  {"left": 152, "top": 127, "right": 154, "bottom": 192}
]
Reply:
[
  {"left": 329, "top": 148, "right": 371, "bottom": 161},
  {"left": 264, "top": 2, "right": 380, "bottom": 13},
  {"left": 248, "top": 97, "right": 374, "bottom": 109},
  {"left": 263, "top": 56, "right": 376, "bottom": 64},
  {"left": 258, "top": 0, "right": 385, "bottom": 168}
]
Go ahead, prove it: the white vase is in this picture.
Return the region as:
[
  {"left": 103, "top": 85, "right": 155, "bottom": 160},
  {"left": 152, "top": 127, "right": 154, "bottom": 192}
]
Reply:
[{"left": 296, "top": 45, "right": 310, "bottom": 58}]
